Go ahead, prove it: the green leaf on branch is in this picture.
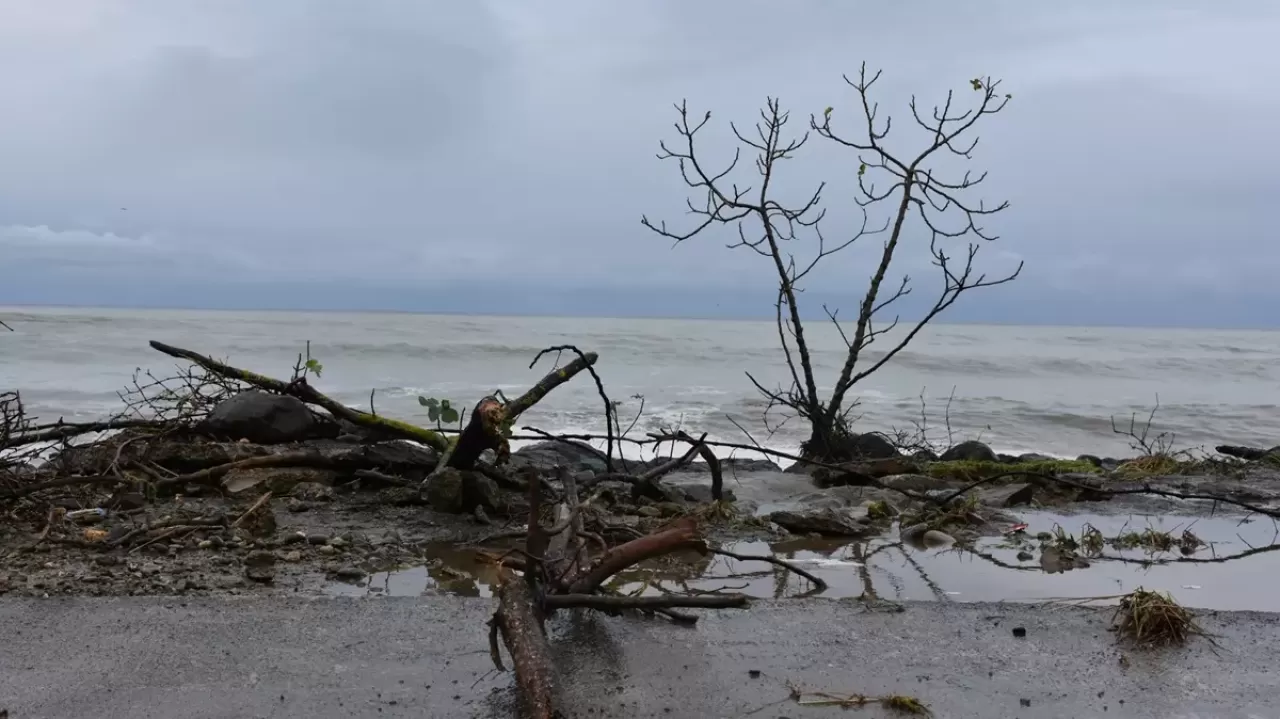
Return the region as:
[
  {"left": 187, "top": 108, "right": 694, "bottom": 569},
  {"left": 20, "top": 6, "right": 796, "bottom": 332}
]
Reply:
[
  {"left": 441, "top": 407, "right": 459, "bottom": 424},
  {"left": 304, "top": 358, "right": 323, "bottom": 377},
  {"left": 858, "top": 163, "right": 867, "bottom": 176},
  {"left": 418, "top": 396, "right": 438, "bottom": 408},
  {"left": 971, "top": 78, "right": 983, "bottom": 91}
]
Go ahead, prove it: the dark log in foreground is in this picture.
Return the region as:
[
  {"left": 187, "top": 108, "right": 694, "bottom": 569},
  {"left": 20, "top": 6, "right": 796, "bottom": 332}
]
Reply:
[
  {"left": 488, "top": 473, "right": 754, "bottom": 717},
  {"left": 493, "top": 568, "right": 557, "bottom": 719}
]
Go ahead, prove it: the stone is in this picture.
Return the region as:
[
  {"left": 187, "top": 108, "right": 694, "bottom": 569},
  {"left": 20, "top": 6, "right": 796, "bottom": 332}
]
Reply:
[
  {"left": 243, "top": 550, "right": 276, "bottom": 583},
  {"left": 421, "top": 468, "right": 500, "bottom": 513},
  {"left": 921, "top": 530, "right": 956, "bottom": 547},
  {"left": 333, "top": 566, "right": 365, "bottom": 581},
  {"left": 898, "top": 522, "right": 929, "bottom": 542},
  {"left": 767, "top": 507, "right": 875, "bottom": 537},
  {"left": 1016, "top": 453, "right": 1055, "bottom": 463},
  {"left": 979, "top": 483, "right": 1035, "bottom": 508},
  {"left": 879, "top": 473, "right": 957, "bottom": 492},
  {"left": 509, "top": 440, "right": 609, "bottom": 474},
  {"left": 812, "top": 456, "right": 920, "bottom": 488},
  {"left": 201, "top": 390, "right": 318, "bottom": 444},
  {"left": 831, "top": 432, "right": 900, "bottom": 460},
  {"left": 672, "top": 483, "right": 737, "bottom": 504},
  {"left": 940, "top": 440, "right": 998, "bottom": 463},
  {"left": 1075, "top": 454, "right": 1103, "bottom": 468}
]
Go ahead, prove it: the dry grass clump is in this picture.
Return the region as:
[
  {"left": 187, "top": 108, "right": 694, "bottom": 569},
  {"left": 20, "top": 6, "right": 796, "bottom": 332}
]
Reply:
[{"left": 1112, "top": 587, "right": 1204, "bottom": 647}]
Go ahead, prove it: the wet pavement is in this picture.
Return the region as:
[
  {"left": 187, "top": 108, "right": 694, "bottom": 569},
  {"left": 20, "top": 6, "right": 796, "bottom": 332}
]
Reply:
[
  {"left": 2, "top": 594, "right": 1275, "bottom": 718},
  {"left": 326, "top": 510, "right": 1280, "bottom": 612}
]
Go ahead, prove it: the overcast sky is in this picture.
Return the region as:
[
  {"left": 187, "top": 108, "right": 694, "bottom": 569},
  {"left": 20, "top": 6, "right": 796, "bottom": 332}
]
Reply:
[{"left": 0, "top": 0, "right": 1276, "bottom": 327}]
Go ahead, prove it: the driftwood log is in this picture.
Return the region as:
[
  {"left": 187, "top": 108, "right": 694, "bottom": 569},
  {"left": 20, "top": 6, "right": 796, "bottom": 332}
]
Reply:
[{"left": 489, "top": 469, "right": 748, "bottom": 718}]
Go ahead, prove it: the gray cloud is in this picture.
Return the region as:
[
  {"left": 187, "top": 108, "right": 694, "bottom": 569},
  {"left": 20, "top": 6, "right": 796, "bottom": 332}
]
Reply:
[{"left": 1, "top": 0, "right": 1277, "bottom": 326}]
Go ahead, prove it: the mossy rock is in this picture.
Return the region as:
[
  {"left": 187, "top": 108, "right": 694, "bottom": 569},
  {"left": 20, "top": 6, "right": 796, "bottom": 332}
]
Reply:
[
  {"left": 925, "top": 458, "right": 1101, "bottom": 482},
  {"left": 1113, "top": 455, "right": 1196, "bottom": 478}
]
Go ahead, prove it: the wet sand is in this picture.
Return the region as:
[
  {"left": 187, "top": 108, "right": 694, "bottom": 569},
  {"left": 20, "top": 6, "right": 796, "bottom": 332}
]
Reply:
[{"left": 1, "top": 595, "right": 1274, "bottom": 718}]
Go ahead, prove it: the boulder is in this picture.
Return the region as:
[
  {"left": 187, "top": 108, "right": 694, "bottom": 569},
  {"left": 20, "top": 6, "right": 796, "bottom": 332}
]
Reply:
[
  {"left": 812, "top": 457, "right": 920, "bottom": 488},
  {"left": 1076, "top": 454, "right": 1103, "bottom": 468},
  {"left": 670, "top": 483, "right": 737, "bottom": 504},
  {"left": 201, "top": 391, "right": 318, "bottom": 444},
  {"left": 767, "top": 507, "right": 876, "bottom": 537},
  {"left": 509, "top": 440, "right": 608, "bottom": 474},
  {"left": 833, "top": 432, "right": 900, "bottom": 460},
  {"left": 1015, "top": 453, "right": 1055, "bottom": 463},
  {"left": 421, "top": 468, "right": 500, "bottom": 513},
  {"left": 939, "top": 440, "right": 997, "bottom": 463},
  {"left": 978, "top": 483, "right": 1035, "bottom": 508}
]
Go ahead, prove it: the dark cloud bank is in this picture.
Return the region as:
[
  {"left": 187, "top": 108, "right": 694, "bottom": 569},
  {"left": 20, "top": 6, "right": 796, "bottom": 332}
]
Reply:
[{"left": 1, "top": 0, "right": 1276, "bottom": 328}]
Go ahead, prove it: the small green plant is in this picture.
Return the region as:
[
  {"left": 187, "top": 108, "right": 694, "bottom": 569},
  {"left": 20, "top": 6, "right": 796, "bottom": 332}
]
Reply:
[
  {"left": 418, "top": 396, "right": 460, "bottom": 425},
  {"left": 304, "top": 357, "right": 323, "bottom": 377}
]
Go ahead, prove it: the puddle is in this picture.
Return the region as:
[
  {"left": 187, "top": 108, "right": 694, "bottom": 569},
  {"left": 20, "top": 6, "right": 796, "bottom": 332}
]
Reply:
[{"left": 326, "top": 511, "right": 1280, "bottom": 612}]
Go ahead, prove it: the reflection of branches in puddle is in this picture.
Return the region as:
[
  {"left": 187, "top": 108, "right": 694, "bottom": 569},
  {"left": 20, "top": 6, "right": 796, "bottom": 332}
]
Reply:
[
  {"left": 942, "top": 545, "right": 1042, "bottom": 572},
  {"left": 1094, "top": 542, "right": 1280, "bottom": 567},
  {"left": 890, "top": 545, "right": 950, "bottom": 601}
]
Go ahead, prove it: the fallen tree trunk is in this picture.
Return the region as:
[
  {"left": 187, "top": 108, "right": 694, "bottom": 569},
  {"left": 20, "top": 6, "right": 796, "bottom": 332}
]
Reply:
[
  {"left": 493, "top": 568, "right": 557, "bottom": 719},
  {"left": 149, "top": 341, "right": 451, "bottom": 452}
]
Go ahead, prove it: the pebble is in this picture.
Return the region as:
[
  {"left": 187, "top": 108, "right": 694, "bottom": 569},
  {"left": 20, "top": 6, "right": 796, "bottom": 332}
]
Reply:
[
  {"left": 333, "top": 566, "right": 365, "bottom": 581},
  {"left": 318, "top": 545, "right": 338, "bottom": 555},
  {"left": 306, "top": 533, "right": 330, "bottom": 545}
]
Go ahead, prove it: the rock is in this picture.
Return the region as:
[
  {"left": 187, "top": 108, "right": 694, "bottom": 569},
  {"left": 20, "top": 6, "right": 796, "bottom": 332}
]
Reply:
[
  {"left": 243, "top": 550, "right": 276, "bottom": 583},
  {"left": 898, "top": 522, "right": 929, "bottom": 542},
  {"left": 912, "top": 449, "right": 939, "bottom": 462},
  {"left": 636, "top": 506, "right": 663, "bottom": 518},
  {"left": 811, "top": 456, "right": 920, "bottom": 488},
  {"left": 280, "top": 551, "right": 302, "bottom": 562},
  {"left": 880, "top": 474, "right": 957, "bottom": 492},
  {"left": 333, "top": 566, "right": 365, "bottom": 581},
  {"left": 1076, "top": 454, "right": 1103, "bottom": 468},
  {"left": 767, "top": 507, "right": 875, "bottom": 537},
  {"left": 678, "top": 458, "right": 781, "bottom": 474},
  {"left": 421, "top": 468, "right": 500, "bottom": 513},
  {"left": 832, "top": 432, "right": 900, "bottom": 460},
  {"left": 978, "top": 483, "right": 1035, "bottom": 508},
  {"left": 921, "top": 530, "right": 956, "bottom": 547},
  {"left": 509, "top": 440, "right": 609, "bottom": 474},
  {"left": 940, "top": 440, "right": 997, "bottom": 463},
  {"left": 1016, "top": 453, "right": 1054, "bottom": 463},
  {"left": 201, "top": 390, "right": 318, "bottom": 444},
  {"left": 670, "top": 483, "right": 737, "bottom": 504},
  {"left": 104, "top": 492, "right": 147, "bottom": 511}
]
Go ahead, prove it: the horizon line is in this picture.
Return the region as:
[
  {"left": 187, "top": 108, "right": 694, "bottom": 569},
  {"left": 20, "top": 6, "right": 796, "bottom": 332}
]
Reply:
[{"left": 2, "top": 301, "right": 1275, "bottom": 333}]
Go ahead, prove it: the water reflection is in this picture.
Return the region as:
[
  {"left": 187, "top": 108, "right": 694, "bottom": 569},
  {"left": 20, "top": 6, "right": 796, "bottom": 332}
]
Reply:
[{"left": 325, "top": 511, "right": 1280, "bottom": 612}]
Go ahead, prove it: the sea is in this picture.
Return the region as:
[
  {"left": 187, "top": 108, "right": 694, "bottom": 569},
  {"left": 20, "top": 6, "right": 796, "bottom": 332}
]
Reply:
[{"left": 2, "top": 306, "right": 1277, "bottom": 461}]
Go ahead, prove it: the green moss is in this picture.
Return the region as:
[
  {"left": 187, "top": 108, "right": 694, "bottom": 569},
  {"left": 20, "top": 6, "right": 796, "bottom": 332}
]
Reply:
[
  {"left": 866, "top": 500, "right": 895, "bottom": 520},
  {"left": 924, "top": 458, "right": 1100, "bottom": 482}
]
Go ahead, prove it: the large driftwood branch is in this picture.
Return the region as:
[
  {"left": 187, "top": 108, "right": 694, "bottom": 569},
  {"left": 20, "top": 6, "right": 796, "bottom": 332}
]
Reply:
[
  {"left": 0, "top": 418, "right": 169, "bottom": 452},
  {"left": 148, "top": 341, "right": 451, "bottom": 452},
  {"left": 493, "top": 568, "right": 557, "bottom": 719}
]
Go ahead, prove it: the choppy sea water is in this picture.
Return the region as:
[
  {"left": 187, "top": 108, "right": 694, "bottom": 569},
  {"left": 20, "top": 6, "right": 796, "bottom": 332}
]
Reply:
[{"left": 2, "top": 306, "right": 1277, "bottom": 460}]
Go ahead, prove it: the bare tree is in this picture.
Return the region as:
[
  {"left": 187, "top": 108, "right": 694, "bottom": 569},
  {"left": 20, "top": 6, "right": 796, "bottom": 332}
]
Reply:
[{"left": 641, "top": 63, "right": 1022, "bottom": 461}]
